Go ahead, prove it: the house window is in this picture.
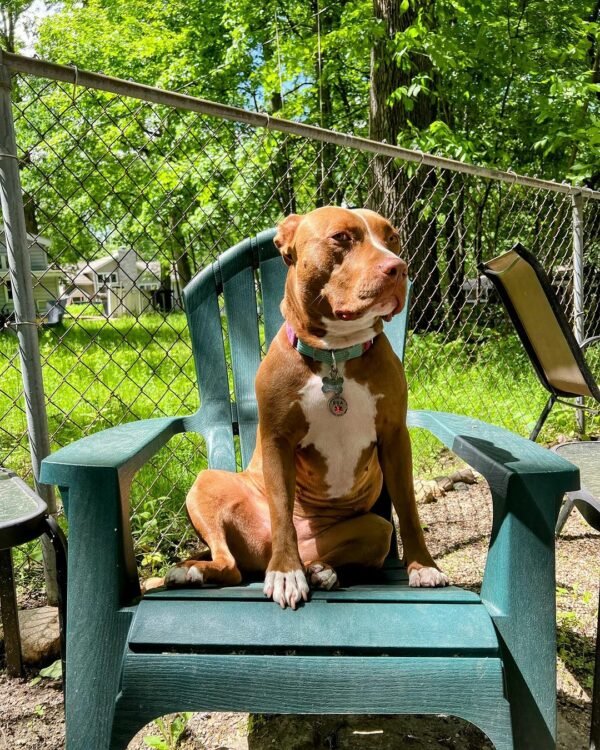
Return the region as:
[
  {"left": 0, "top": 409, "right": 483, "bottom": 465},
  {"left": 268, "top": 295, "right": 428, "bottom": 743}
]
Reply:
[
  {"left": 98, "top": 272, "right": 118, "bottom": 285},
  {"left": 6, "top": 280, "right": 13, "bottom": 300}
]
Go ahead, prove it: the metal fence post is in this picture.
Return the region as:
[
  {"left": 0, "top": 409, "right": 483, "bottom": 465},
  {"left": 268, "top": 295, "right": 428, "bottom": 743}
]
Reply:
[
  {"left": 572, "top": 191, "right": 585, "bottom": 434},
  {"left": 0, "top": 63, "right": 59, "bottom": 604}
]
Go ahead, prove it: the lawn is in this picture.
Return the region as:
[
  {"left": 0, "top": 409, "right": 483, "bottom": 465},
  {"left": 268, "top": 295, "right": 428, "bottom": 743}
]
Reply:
[{"left": 1, "top": 311, "right": 598, "bottom": 580}]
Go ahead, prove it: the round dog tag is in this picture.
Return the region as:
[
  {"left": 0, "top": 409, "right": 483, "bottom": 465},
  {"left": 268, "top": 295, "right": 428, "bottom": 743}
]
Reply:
[{"left": 328, "top": 395, "right": 348, "bottom": 416}]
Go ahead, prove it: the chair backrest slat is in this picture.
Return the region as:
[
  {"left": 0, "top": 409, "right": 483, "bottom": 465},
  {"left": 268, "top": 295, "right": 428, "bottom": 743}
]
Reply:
[
  {"left": 220, "top": 240, "right": 263, "bottom": 466},
  {"left": 183, "top": 266, "right": 237, "bottom": 471},
  {"left": 480, "top": 244, "right": 600, "bottom": 401},
  {"left": 256, "top": 229, "right": 286, "bottom": 349},
  {"left": 385, "top": 281, "right": 412, "bottom": 363}
]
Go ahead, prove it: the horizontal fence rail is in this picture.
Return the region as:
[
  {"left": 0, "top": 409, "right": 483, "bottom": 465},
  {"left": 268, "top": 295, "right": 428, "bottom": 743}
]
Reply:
[{"left": 3, "top": 50, "right": 600, "bottom": 200}]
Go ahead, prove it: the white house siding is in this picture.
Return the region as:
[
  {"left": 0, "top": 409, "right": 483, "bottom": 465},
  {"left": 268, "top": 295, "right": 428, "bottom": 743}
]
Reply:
[
  {"left": 0, "top": 272, "right": 61, "bottom": 314},
  {"left": 33, "top": 277, "right": 61, "bottom": 312},
  {"left": 62, "top": 248, "right": 162, "bottom": 317},
  {"left": 0, "top": 278, "right": 9, "bottom": 307},
  {"left": 107, "top": 287, "right": 152, "bottom": 317},
  {"left": 93, "top": 258, "right": 119, "bottom": 292},
  {"left": 1, "top": 231, "right": 59, "bottom": 314},
  {"left": 117, "top": 249, "right": 139, "bottom": 289},
  {"left": 30, "top": 246, "right": 48, "bottom": 271}
]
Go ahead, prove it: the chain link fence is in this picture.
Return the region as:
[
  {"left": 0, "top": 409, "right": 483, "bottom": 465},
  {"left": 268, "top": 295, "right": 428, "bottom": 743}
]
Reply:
[{"left": 1, "top": 53, "right": 600, "bottom": 588}]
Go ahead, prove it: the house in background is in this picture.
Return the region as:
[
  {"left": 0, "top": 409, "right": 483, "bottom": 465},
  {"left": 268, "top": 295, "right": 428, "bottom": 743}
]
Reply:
[
  {"left": 0, "top": 230, "right": 62, "bottom": 315},
  {"left": 461, "top": 275, "right": 496, "bottom": 305},
  {"left": 60, "top": 248, "right": 165, "bottom": 317}
]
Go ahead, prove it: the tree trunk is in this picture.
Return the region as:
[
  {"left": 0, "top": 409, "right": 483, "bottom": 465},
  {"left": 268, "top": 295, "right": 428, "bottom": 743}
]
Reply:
[
  {"left": 312, "top": 0, "right": 336, "bottom": 207},
  {"left": 170, "top": 216, "right": 192, "bottom": 288},
  {"left": 443, "top": 174, "right": 466, "bottom": 322},
  {"left": 368, "top": 0, "right": 442, "bottom": 331},
  {"left": 23, "top": 193, "right": 39, "bottom": 235},
  {"left": 266, "top": 66, "right": 296, "bottom": 214}
]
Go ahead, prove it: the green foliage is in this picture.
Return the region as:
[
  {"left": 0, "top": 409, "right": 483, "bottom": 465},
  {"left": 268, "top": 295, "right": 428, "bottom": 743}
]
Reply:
[
  {"left": 26, "top": 0, "right": 600, "bottom": 189},
  {"left": 143, "top": 713, "right": 193, "bottom": 750},
  {"left": 557, "top": 601, "right": 596, "bottom": 690},
  {"left": 39, "top": 659, "right": 62, "bottom": 680},
  {"left": 65, "top": 303, "right": 106, "bottom": 318},
  {"left": 404, "top": 326, "right": 600, "bottom": 477}
]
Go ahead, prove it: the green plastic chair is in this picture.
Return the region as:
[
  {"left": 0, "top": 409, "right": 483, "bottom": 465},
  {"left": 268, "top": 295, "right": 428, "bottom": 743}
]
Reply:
[{"left": 41, "top": 229, "right": 579, "bottom": 750}]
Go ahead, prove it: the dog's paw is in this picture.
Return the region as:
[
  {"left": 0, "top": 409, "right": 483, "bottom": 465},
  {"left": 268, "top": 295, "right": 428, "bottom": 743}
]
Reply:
[
  {"left": 185, "top": 565, "right": 204, "bottom": 584},
  {"left": 164, "top": 564, "right": 204, "bottom": 587},
  {"left": 164, "top": 566, "right": 188, "bottom": 587},
  {"left": 408, "top": 566, "right": 449, "bottom": 588},
  {"left": 263, "top": 569, "right": 309, "bottom": 609},
  {"left": 306, "top": 561, "right": 338, "bottom": 591},
  {"left": 141, "top": 576, "right": 165, "bottom": 593}
]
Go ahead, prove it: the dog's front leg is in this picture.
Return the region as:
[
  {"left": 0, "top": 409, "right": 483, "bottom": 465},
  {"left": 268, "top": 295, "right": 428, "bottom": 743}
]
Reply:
[
  {"left": 261, "top": 434, "right": 309, "bottom": 609},
  {"left": 379, "top": 424, "right": 449, "bottom": 587}
]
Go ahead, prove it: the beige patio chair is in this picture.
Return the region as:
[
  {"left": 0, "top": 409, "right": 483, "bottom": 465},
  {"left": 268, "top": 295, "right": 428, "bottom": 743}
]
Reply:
[{"left": 480, "top": 244, "right": 600, "bottom": 443}]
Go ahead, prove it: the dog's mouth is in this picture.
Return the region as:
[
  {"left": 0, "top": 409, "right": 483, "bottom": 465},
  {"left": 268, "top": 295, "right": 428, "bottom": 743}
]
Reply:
[
  {"left": 333, "top": 309, "right": 361, "bottom": 321},
  {"left": 333, "top": 294, "right": 403, "bottom": 323},
  {"left": 382, "top": 295, "right": 405, "bottom": 321}
]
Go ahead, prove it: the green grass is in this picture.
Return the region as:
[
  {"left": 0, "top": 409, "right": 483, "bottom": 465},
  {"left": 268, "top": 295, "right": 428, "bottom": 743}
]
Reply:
[
  {"left": 403, "top": 327, "right": 600, "bottom": 476},
  {"left": 0, "top": 313, "right": 202, "bottom": 580},
  {"left": 1, "top": 314, "right": 598, "bottom": 581},
  {"left": 64, "top": 302, "right": 106, "bottom": 318}
]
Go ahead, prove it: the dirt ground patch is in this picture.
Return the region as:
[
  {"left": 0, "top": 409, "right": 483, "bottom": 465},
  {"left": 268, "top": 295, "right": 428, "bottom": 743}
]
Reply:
[
  {"left": 1, "top": 481, "right": 597, "bottom": 749},
  {"left": 0, "top": 675, "right": 592, "bottom": 750}
]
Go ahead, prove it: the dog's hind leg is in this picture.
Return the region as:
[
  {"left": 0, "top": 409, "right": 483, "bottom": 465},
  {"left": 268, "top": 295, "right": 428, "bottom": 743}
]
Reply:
[{"left": 165, "top": 469, "right": 271, "bottom": 588}]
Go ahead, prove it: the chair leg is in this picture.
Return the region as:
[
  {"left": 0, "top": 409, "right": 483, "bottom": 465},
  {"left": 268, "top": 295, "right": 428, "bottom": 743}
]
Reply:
[
  {"left": 482, "top": 480, "right": 560, "bottom": 750},
  {"left": 110, "top": 709, "right": 157, "bottom": 750},
  {"left": 43, "top": 515, "right": 68, "bottom": 691},
  {"left": 0, "top": 547, "right": 23, "bottom": 677},
  {"left": 591, "top": 585, "right": 600, "bottom": 750},
  {"left": 555, "top": 495, "right": 576, "bottom": 536},
  {"left": 529, "top": 395, "right": 556, "bottom": 442},
  {"left": 463, "top": 708, "right": 514, "bottom": 750}
]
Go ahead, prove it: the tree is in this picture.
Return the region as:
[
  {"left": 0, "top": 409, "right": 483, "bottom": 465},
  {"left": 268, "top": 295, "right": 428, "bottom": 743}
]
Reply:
[
  {"left": 6, "top": 0, "right": 599, "bottom": 332},
  {"left": 369, "top": 0, "right": 442, "bottom": 331},
  {"left": 0, "top": 0, "right": 37, "bottom": 53}
]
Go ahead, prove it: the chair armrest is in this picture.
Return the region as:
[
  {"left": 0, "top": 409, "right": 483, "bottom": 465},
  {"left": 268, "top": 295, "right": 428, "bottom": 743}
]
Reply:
[
  {"left": 407, "top": 410, "right": 579, "bottom": 497},
  {"left": 41, "top": 416, "right": 187, "bottom": 606},
  {"left": 408, "top": 408, "right": 580, "bottom": 615},
  {"left": 408, "top": 409, "right": 579, "bottom": 742},
  {"left": 40, "top": 416, "right": 186, "bottom": 488}
]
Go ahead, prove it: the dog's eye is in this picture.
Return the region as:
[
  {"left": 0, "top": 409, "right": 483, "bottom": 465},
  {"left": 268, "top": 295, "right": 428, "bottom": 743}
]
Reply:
[{"left": 331, "top": 232, "right": 352, "bottom": 243}]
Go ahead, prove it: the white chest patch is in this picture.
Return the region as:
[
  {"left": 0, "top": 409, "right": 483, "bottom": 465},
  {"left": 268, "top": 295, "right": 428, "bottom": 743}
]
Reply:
[{"left": 298, "top": 364, "right": 381, "bottom": 498}]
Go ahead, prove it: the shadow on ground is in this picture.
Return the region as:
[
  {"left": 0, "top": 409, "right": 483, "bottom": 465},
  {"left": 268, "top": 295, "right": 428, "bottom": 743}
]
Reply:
[{"left": 247, "top": 714, "right": 492, "bottom": 750}]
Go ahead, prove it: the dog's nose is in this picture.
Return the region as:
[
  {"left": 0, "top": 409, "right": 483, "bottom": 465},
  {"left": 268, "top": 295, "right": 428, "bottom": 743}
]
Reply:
[{"left": 377, "top": 257, "right": 408, "bottom": 278}]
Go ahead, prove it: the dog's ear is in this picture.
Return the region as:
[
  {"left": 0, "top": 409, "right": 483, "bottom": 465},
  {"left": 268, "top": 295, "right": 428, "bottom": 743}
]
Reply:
[{"left": 274, "top": 214, "right": 302, "bottom": 266}]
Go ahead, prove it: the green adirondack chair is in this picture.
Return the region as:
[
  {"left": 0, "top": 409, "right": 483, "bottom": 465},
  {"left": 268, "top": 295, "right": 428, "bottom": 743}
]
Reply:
[{"left": 41, "top": 229, "right": 579, "bottom": 750}]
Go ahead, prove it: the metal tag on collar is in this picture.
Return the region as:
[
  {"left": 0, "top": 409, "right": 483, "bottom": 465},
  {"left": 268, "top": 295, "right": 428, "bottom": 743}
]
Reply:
[
  {"left": 322, "top": 351, "right": 348, "bottom": 416},
  {"left": 321, "top": 350, "right": 343, "bottom": 396},
  {"left": 328, "top": 394, "right": 348, "bottom": 416}
]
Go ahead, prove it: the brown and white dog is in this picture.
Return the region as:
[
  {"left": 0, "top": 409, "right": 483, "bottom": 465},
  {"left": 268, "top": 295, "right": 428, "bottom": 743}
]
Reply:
[{"left": 165, "top": 206, "right": 448, "bottom": 607}]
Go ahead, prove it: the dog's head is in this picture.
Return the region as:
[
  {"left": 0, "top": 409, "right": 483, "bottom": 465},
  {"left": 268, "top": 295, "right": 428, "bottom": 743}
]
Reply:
[{"left": 274, "top": 206, "right": 408, "bottom": 346}]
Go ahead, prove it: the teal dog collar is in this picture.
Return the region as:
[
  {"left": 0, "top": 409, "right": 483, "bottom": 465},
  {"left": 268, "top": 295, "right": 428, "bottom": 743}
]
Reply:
[{"left": 285, "top": 322, "right": 376, "bottom": 416}]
